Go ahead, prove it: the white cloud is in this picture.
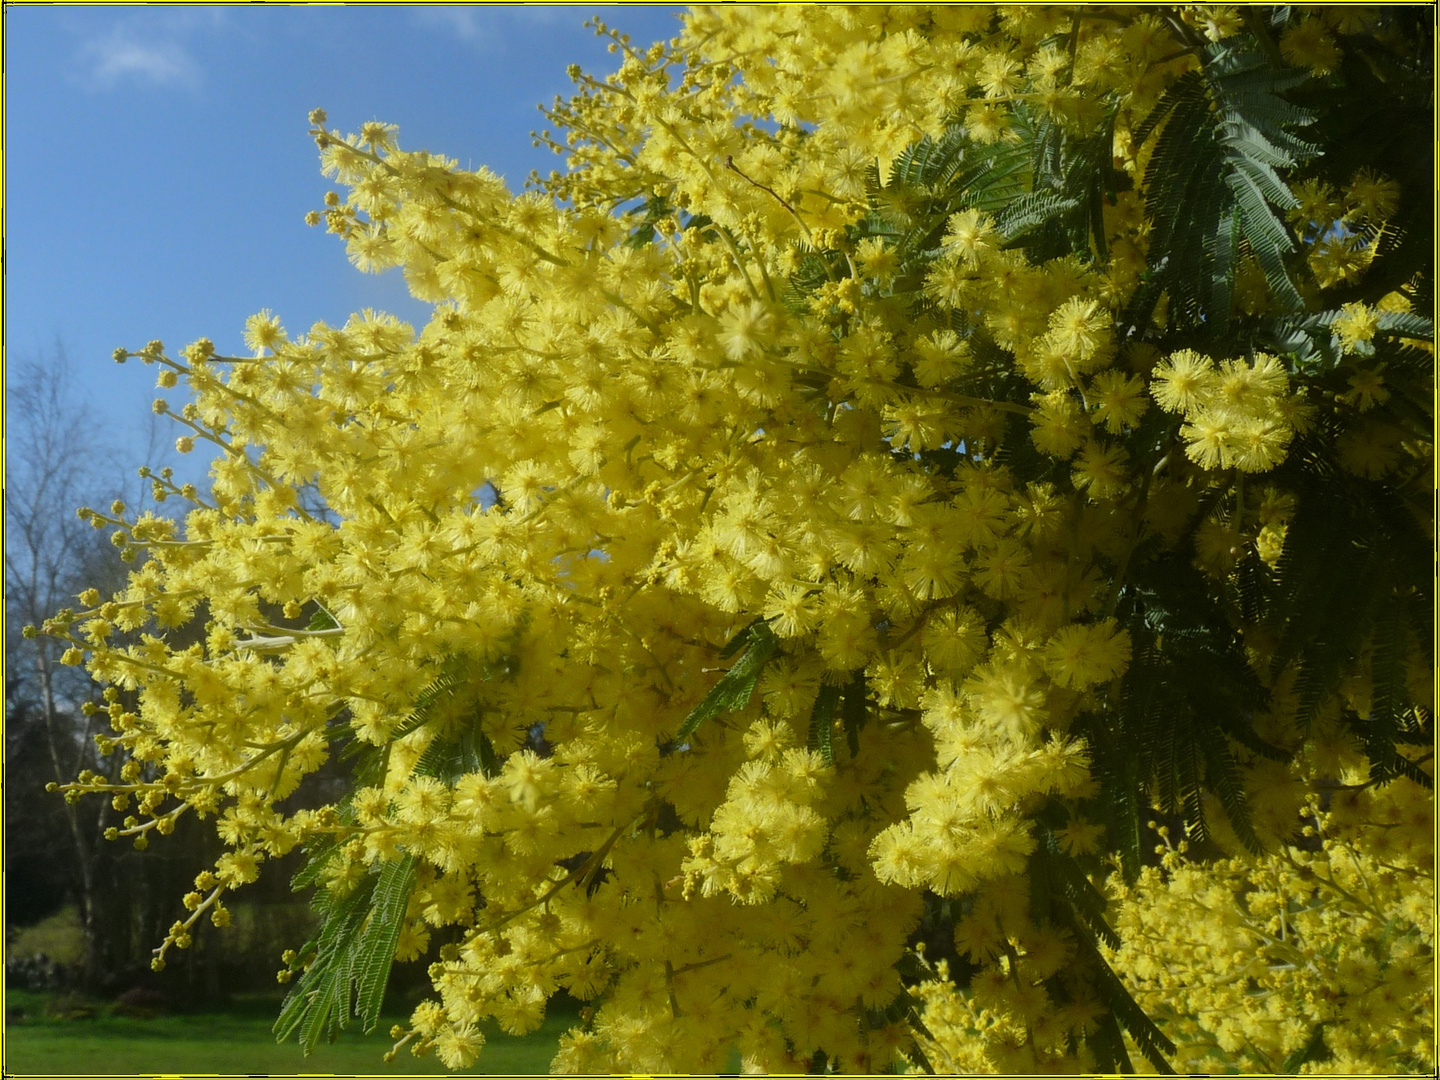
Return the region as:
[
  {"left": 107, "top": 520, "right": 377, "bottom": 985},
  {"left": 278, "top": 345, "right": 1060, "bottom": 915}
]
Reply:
[
  {"left": 413, "top": 7, "right": 490, "bottom": 44},
  {"left": 507, "top": 7, "right": 565, "bottom": 27},
  {"left": 412, "top": 6, "right": 569, "bottom": 49},
  {"left": 70, "top": 10, "right": 227, "bottom": 91},
  {"left": 78, "top": 29, "right": 199, "bottom": 88}
]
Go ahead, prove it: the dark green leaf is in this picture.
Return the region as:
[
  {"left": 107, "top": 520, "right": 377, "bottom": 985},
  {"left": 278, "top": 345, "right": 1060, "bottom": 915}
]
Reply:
[
  {"left": 275, "top": 853, "right": 417, "bottom": 1052},
  {"left": 1135, "top": 43, "right": 1319, "bottom": 330},
  {"left": 353, "top": 854, "right": 417, "bottom": 1033},
  {"left": 720, "top": 617, "right": 768, "bottom": 660},
  {"left": 842, "top": 672, "right": 867, "bottom": 759},
  {"left": 1038, "top": 830, "right": 1120, "bottom": 949},
  {"left": 808, "top": 683, "right": 840, "bottom": 767},
  {"left": 1090, "top": 1011, "right": 1135, "bottom": 1074},
  {"left": 1077, "top": 931, "right": 1176, "bottom": 1074},
  {"left": 275, "top": 881, "right": 375, "bottom": 1050},
  {"left": 1283, "top": 1021, "right": 1330, "bottom": 1072},
  {"left": 290, "top": 835, "right": 343, "bottom": 893},
  {"left": 672, "top": 622, "right": 779, "bottom": 743},
  {"left": 1196, "top": 724, "right": 1264, "bottom": 854}
]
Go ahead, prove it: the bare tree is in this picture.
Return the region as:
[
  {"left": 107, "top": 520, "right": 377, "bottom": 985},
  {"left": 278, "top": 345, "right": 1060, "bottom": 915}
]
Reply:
[
  {"left": 4, "top": 343, "right": 177, "bottom": 988},
  {"left": 6, "top": 345, "right": 110, "bottom": 919}
]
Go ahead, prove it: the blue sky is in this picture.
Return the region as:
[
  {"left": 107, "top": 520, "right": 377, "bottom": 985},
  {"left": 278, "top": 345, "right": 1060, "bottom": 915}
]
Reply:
[{"left": 5, "top": 3, "right": 685, "bottom": 489}]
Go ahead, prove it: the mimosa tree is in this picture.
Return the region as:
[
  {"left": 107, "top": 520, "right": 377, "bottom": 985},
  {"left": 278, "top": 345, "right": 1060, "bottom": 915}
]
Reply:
[{"left": 42, "top": 5, "right": 1432, "bottom": 1073}]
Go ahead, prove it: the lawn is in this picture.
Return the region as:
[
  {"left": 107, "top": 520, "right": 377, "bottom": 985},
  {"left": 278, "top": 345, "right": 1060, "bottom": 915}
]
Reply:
[{"left": 2, "top": 989, "right": 566, "bottom": 1076}]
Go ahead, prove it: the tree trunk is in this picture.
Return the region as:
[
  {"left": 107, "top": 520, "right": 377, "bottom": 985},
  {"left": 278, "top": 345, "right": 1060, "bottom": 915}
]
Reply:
[{"left": 35, "top": 646, "right": 106, "bottom": 991}]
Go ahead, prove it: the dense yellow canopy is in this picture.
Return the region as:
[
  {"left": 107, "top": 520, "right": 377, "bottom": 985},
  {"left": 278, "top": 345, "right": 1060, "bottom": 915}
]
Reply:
[{"left": 51, "top": 6, "right": 1431, "bottom": 1073}]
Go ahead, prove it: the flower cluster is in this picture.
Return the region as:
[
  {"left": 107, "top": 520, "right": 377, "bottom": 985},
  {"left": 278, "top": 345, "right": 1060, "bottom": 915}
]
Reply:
[
  {"left": 1102, "top": 767, "right": 1434, "bottom": 1074},
  {"left": 1151, "top": 351, "right": 1300, "bottom": 473},
  {"left": 45, "top": 5, "right": 1431, "bottom": 1073}
]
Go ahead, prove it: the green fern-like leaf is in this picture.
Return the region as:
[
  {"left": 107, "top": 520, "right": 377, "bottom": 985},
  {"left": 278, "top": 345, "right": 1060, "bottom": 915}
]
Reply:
[
  {"left": 353, "top": 854, "right": 417, "bottom": 1033},
  {"left": 807, "top": 683, "right": 840, "bottom": 766},
  {"left": 672, "top": 621, "right": 779, "bottom": 743},
  {"left": 1196, "top": 723, "right": 1264, "bottom": 853},
  {"left": 1106, "top": 550, "right": 1275, "bottom": 857},
  {"left": 275, "top": 880, "right": 377, "bottom": 1052},
  {"left": 841, "top": 672, "right": 868, "bottom": 758},
  {"left": 1282, "top": 1022, "right": 1331, "bottom": 1073},
  {"left": 1083, "top": 712, "right": 1146, "bottom": 882},
  {"left": 1135, "top": 43, "right": 1318, "bottom": 331},
  {"left": 1044, "top": 839, "right": 1176, "bottom": 1073},
  {"left": 995, "top": 191, "right": 1084, "bottom": 243},
  {"left": 275, "top": 855, "right": 418, "bottom": 1051},
  {"left": 1077, "top": 931, "right": 1177, "bottom": 1074},
  {"left": 889, "top": 124, "right": 969, "bottom": 191},
  {"left": 388, "top": 658, "right": 470, "bottom": 741},
  {"left": 1036, "top": 830, "right": 1120, "bottom": 949},
  {"left": 1271, "top": 430, "right": 1433, "bottom": 743},
  {"left": 1090, "top": 1011, "right": 1135, "bottom": 1074},
  {"left": 290, "top": 835, "right": 343, "bottom": 893}
]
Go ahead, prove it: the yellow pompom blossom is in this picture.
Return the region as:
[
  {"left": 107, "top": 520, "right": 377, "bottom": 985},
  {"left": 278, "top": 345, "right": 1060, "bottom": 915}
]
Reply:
[
  {"left": 1101, "top": 765, "right": 1434, "bottom": 1074},
  {"left": 914, "top": 761, "right": 1434, "bottom": 1074},
  {"left": 1333, "top": 301, "right": 1380, "bottom": 353},
  {"left": 1151, "top": 350, "right": 1300, "bottom": 472},
  {"left": 44, "top": 6, "right": 1432, "bottom": 1074},
  {"left": 1280, "top": 18, "right": 1343, "bottom": 75}
]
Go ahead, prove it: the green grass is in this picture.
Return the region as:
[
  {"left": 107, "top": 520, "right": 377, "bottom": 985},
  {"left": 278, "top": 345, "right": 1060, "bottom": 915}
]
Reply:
[{"left": 2, "top": 990, "right": 567, "bottom": 1076}]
